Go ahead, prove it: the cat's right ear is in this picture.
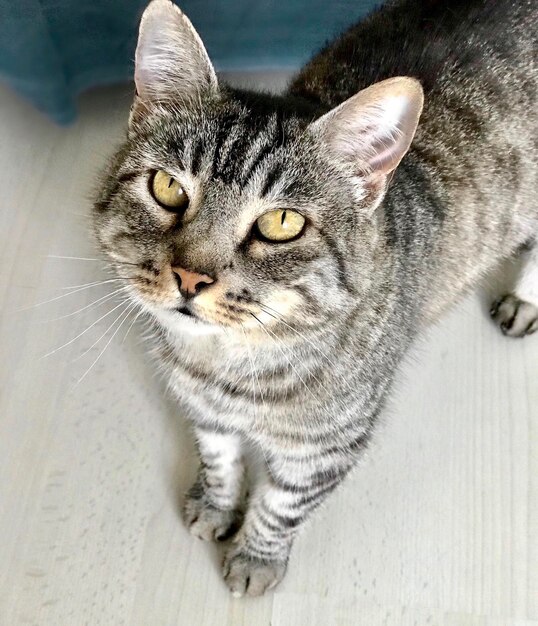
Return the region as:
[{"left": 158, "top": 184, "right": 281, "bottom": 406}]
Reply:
[{"left": 130, "top": 0, "right": 218, "bottom": 125}]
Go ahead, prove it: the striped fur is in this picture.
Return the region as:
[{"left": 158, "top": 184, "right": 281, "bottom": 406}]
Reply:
[{"left": 92, "top": 0, "right": 538, "bottom": 596}]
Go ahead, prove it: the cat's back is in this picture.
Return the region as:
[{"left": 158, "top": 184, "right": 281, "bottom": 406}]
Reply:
[
  {"left": 289, "top": 0, "right": 536, "bottom": 108},
  {"left": 291, "top": 0, "right": 537, "bottom": 320}
]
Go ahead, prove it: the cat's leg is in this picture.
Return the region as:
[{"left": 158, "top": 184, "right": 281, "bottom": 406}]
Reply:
[
  {"left": 183, "top": 427, "right": 245, "bottom": 541},
  {"left": 491, "top": 242, "right": 538, "bottom": 337},
  {"left": 222, "top": 454, "right": 352, "bottom": 597}
]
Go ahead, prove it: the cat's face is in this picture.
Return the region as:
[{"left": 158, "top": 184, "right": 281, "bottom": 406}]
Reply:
[
  {"left": 94, "top": 99, "right": 367, "bottom": 332},
  {"left": 92, "top": 0, "right": 423, "bottom": 337}
]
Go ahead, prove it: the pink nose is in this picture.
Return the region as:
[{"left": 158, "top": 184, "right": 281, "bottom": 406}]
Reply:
[{"left": 172, "top": 266, "right": 215, "bottom": 298}]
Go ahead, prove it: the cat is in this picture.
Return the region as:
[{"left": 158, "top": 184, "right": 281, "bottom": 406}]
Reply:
[{"left": 92, "top": 0, "right": 538, "bottom": 596}]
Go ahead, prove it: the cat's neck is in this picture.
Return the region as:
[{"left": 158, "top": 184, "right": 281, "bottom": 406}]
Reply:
[{"left": 151, "top": 306, "right": 346, "bottom": 370}]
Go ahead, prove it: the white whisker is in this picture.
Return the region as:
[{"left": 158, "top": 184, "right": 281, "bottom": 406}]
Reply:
[
  {"left": 17, "top": 280, "right": 128, "bottom": 312},
  {"left": 122, "top": 308, "right": 144, "bottom": 344},
  {"left": 46, "top": 255, "right": 102, "bottom": 262},
  {"left": 60, "top": 278, "right": 126, "bottom": 291},
  {"left": 74, "top": 303, "right": 138, "bottom": 387},
  {"left": 240, "top": 324, "right": 274, "bottom": 475},
  {"left": 259, "top": 304, "right": 357, "bottom": 396},
  {"left": 42, "top": 287, "right": 130, "bottom": 323},
  {"left": 74, "top": 302, "right": 133, "bottom": 361},
  {"left": 250, "top": 313, "right": 320, "bottom": 403},
  {"left": 41, "top": 299, "right": 129, "bottom": 358},
  {"left": 241, "top": 324, "right": 266, "bottom": 411}
]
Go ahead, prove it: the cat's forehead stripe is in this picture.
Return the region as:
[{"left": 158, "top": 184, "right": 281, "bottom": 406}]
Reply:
[{"left": 164, "top": 109, "right": 292, "bottom": 194}]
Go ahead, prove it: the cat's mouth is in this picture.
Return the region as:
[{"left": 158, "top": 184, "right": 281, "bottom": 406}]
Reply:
[{"left": 177, "top": 306, "right": 195, "bottom": 318}]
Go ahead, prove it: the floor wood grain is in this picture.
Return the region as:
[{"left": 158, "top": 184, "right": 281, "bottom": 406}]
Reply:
[{"left": 0, "top": 79, "right": 536, "bottom": 626}]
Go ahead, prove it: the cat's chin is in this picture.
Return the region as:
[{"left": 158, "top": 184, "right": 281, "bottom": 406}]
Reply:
[{"left": 151, "top": 306, "right": 224, "bottom": 338}]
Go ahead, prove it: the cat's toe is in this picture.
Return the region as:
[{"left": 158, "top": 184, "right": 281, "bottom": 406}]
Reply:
[
  {"left": 183, "top": 494, "right": 242, "bottom": 542},
  {"left": 223, "top": 547, "right": 287, "bottom": 597},
  {"left": 490, "top": 294, "right": 538, "bottom": 338}
]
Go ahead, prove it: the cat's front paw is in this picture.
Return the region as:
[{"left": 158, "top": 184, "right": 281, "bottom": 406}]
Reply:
[
  {"left": 183, "top": 488, "right": 242, "bottom": 542},
  {"left": 222, "top": 545, "right": 287, "bottom": 597},
  {"left": 490, "top": 294, "right": 538, "bottom": 338}
]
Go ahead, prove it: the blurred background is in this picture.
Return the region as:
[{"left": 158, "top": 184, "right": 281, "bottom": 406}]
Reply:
[
  {"left": 0, "top": 0, "right": 378, "bottom": 124},
  {"left": 0, "top": 2, "right": 537, "bottom": 625}
]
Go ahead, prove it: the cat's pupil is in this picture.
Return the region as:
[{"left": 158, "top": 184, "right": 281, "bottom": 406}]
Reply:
[
  {"left": 281, "top": 210, "right": 287, "bottom": 225},
  {"left": 168, "top": 177, "right": 174, "bottom": 188}
]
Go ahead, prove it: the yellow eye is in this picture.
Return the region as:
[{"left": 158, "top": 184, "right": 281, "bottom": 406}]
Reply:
[
  {"left": 255, "top": 209, "right": 306, "bottom": 242},
  {"left": 151, "top": 170, "right": 189, "bottom": 211}
]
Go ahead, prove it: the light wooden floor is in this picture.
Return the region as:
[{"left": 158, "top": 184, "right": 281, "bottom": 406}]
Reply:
[{"left": 0, "top": 77, "right": 536, "bottom": 626}]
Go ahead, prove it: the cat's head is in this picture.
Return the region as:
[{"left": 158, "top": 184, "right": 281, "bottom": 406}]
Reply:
[{"left": 93, "top": 0, "right": 423, "bottom": 337}]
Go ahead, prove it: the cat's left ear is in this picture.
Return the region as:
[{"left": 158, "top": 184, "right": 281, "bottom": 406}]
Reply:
[
  {"left": 131, "top": 0, "right": 218, "bottom": 122},
  {"left": 310, "top": 76, "right": 423, "bottom": 198}
]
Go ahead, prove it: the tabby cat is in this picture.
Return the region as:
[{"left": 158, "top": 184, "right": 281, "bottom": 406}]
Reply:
[{"left": 92, "top": 0, "right": 538, "bottom": 596}]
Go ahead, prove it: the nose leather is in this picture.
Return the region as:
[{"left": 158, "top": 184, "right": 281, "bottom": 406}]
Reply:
[{"left": 172, "top": 266, "right": 214, "bottom": 297}]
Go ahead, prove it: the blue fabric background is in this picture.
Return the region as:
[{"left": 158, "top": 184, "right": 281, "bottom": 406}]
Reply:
[{"left": 0, "top": 1, "right": 379, "bottom": 125}]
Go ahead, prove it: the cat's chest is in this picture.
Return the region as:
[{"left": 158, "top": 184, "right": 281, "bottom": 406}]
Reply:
[
  {"left": 158, "top": 328, "right": 259, "bottom": 418},
  {"left": 156, "top": 325, "right": 313, "bottom": 434},
  {"left": 154, "top": 320, "right": 383, "bottom": 446},
  {"left": 163, "top": 329, "right": 238, "bottom": 381}
]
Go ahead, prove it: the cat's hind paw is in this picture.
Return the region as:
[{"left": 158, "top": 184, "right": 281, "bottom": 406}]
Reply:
[{"left": 490, "top": 293, "right": 538, "bottom": 338}]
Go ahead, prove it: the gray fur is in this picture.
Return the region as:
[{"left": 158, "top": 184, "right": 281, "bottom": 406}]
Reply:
[{"left": 92, "top": 0, "right": 538, "bottom": 596}]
